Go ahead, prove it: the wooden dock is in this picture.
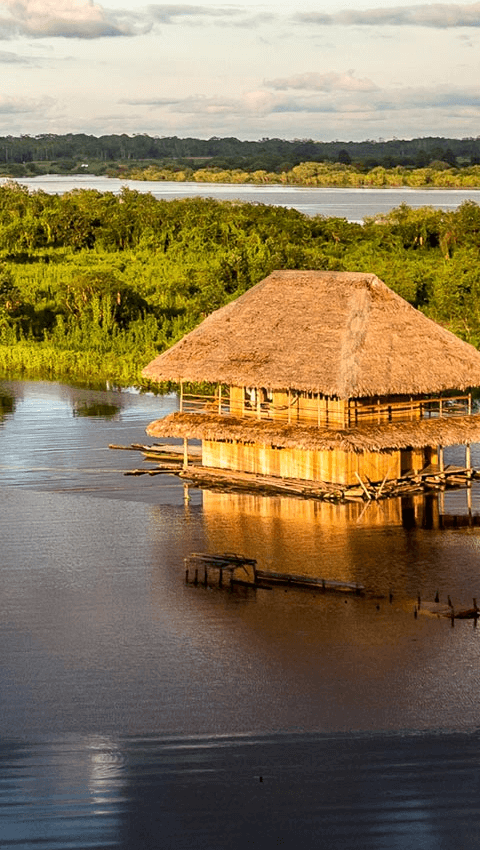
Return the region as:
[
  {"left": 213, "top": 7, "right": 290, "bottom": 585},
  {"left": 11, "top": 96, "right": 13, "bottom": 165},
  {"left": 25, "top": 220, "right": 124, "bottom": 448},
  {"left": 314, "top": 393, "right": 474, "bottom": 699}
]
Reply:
[
  {"left": 184, "top": 552, "right": 257, "bottom": 587},
  {"left": 184, "top": 552, "right": 365, "bottom": 594}
]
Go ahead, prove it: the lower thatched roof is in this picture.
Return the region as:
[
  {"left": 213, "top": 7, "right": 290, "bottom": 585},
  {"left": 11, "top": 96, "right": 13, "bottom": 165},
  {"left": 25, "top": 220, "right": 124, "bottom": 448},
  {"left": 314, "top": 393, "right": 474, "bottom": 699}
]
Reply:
[{"left": 146, "top": 411, "right": 480, "bottom": 453}]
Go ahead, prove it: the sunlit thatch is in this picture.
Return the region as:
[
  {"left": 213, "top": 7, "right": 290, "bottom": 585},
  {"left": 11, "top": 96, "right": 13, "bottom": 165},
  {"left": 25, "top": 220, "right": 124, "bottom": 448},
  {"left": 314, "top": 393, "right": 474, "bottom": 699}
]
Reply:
[
  {"left": 147, "top": 411, "right": 480, "bottom": 453},
  {"left": 142, "top": 271, "right": 480, "bottom": 397}
]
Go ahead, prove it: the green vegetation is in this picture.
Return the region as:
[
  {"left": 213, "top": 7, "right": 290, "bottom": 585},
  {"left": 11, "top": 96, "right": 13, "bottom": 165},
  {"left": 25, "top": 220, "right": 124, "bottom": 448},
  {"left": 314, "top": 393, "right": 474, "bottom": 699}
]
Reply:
[
  {"left": 4, "top": 132, "right": 480, "bottom": 187},
  {"left": 1, "top": 181, "right": 480, "bottom": 387}
]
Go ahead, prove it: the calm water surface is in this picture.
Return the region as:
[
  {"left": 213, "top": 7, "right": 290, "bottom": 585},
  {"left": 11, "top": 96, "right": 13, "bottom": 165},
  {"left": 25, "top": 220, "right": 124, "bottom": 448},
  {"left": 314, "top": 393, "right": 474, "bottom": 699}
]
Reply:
[
  {"left": 2, "top": 379, "right": 480, "bottom": 847},
  {"left": 5, "top": 174, "right": 480, "bottom": 220}
]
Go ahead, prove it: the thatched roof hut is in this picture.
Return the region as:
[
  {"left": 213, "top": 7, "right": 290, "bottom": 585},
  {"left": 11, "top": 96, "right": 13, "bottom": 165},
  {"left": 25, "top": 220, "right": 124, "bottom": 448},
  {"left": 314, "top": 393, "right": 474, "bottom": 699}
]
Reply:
[{"left": 142, "top": 270, "right": 480, "bottom": 397}]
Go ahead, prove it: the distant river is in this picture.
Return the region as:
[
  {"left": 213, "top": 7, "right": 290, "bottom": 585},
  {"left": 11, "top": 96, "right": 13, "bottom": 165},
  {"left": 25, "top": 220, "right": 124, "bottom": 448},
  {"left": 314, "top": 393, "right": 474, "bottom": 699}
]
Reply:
[
  {"left": 3, "top": 379, "right": 480, "bottom": 848},
  {"left": 4, "top": 174, "right": 480, "bottom": 221}
]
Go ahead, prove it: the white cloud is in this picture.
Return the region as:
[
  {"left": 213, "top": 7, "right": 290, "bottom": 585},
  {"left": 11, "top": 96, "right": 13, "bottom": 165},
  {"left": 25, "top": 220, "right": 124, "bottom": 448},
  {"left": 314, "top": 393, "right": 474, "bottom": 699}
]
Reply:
[
  {"left": 0, "top": 93, "right": 55, "bottom": 112},
  {"left": 121, "top": 79, "right": 480, "bottom": 123},
  {"left": 0, "top": 0, "right": 148, "bottom": 38},
  {"left": 294, "top": 3, "right": 480, "bottom": 29},
  {"left": 147, "top": 4, "right": 242, "bottom": 23},
  {"left": 265, "top": 71, "right": 379, "bottom": 93}
]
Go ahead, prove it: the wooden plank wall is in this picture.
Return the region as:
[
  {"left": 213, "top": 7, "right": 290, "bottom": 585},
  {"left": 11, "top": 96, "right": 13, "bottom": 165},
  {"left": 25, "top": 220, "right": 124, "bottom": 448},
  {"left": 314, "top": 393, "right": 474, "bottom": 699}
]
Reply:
[{"left": 202, "top": 440, "right": 402, "bottom": 485}]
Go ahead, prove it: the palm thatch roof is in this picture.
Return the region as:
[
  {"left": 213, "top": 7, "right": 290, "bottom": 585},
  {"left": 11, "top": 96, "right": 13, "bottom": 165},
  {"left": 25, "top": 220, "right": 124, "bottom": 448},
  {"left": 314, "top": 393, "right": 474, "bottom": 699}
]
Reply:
[
  {"left": 147, "top": 411, "right": 480, "bottom": 453},
  {"left": 142, "top": 270, "right": 480, "bottom": 398}
]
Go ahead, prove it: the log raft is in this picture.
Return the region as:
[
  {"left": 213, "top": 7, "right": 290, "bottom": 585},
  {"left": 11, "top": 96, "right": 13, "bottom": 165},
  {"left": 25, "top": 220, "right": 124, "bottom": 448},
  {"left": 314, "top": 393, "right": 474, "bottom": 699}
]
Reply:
[{"left": 111, "top": 444, "right": 479, "bottom": 501}]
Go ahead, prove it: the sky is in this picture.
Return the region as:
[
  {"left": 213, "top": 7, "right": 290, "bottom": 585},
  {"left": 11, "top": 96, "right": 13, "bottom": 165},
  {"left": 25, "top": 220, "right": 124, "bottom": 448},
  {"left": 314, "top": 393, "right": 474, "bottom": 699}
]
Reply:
[{"left": 2, "top": 0, "right": 480, "bottom": 141}]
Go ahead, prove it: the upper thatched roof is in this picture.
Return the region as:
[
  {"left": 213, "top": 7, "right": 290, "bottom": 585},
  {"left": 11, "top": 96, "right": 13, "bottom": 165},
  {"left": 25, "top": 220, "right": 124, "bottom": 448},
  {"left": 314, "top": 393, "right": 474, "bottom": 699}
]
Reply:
[
  {"left": 142, "top": 270, "right": 480, "bottom": 397},
  {"left": 147, "top": 411, "right": 480, "bottom": 453}
]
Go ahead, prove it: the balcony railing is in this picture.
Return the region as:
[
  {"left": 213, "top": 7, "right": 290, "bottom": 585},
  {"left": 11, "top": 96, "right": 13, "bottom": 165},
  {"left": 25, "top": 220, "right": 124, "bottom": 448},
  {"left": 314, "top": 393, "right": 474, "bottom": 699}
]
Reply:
[{"left": 179, "top": 390, "right": 473, "bottom": 428}]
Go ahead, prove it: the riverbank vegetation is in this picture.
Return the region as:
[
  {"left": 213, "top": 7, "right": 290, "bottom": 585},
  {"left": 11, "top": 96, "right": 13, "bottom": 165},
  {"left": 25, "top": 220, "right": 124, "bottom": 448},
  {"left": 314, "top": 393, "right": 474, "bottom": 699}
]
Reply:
[
  {"left": 4, "top": 132, "right": 480, "bottom": 188},
  {"left": 1, "top": 181, "right": 480, "bottom": 387}
]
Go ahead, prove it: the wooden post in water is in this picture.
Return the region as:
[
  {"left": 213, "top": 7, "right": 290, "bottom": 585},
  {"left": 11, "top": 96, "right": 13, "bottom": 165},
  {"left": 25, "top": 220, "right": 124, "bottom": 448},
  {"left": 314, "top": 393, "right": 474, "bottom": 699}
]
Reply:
[{"left": 466, "top": 443, "right": 472, "bottom": 471}]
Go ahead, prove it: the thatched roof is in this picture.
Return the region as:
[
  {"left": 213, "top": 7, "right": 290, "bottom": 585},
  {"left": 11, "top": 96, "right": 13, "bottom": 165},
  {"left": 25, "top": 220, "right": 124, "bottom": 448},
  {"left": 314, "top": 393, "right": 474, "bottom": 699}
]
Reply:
[
  {"left": 147, "top": 411, "right": 480, "bottom": 453},
  {"left": 142, "top": 270, "right": 480, "bottom": 397}
]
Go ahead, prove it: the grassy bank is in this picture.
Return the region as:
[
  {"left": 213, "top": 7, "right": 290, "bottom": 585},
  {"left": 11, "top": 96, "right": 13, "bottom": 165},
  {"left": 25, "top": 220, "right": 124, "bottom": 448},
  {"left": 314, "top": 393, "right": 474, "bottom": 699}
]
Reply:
[{"left": 1, "top": 186, "right": 480, "bottom": 387}]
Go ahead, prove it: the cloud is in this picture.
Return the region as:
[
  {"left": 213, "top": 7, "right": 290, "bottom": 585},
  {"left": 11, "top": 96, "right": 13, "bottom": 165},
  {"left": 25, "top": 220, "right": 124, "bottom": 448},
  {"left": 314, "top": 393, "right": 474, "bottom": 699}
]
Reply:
[
  {"left": 122, "top": 80, "right": 480, "bottom": 124},
  {"left": 265, "top": 71, "right": 379, "bottom": 93},
  {"left": 0, "top": 93, "right": 55, "bottom": 112},
  {"left": 147, "top": 4, "right": 241, "bottom": 23},
  {"left": 147, "top": 3, "right": 273, "bottom": 27},
  {"left": 294, "top": 3, "right": 480, "bottom": 29},
  {"left": 0, "top": 48, "right": 32, "bottom": 61},
  {"left": 0, "top": 0, "right": 149, "bottom": 38}
]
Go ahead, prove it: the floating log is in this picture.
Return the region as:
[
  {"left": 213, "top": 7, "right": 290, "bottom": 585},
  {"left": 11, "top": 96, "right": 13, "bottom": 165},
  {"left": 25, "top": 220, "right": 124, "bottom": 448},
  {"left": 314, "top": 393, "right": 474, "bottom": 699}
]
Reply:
[
  {"left": 124, "top": 466, "right": 180, "bottom": 476},
  {"left": 255, "top": 569, "right": 365, "bottom": 594}
]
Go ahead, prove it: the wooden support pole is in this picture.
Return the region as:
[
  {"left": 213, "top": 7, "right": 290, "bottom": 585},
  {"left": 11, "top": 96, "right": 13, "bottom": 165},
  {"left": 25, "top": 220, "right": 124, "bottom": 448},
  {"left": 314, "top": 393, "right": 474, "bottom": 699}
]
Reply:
[
  {"left": 180, "top": 380, "right": 184, "bottom": 412},
  {"left": 355, "top": 471, "right": 371, "bottom": 500},
  {"left": 466, "top": 443, "right": 471, "bottom": 470},
  {"left": 469, "top": 393, "right": 472, "bottom": 415},
  {"left": 439, "top": 445, "right": 444, "bottom": 473},
  {"left": 218, "top": 384, "right": 222, "bottom": 415},
  {"left": 183, "top": 437, "right": 188, "bottom": 469}
]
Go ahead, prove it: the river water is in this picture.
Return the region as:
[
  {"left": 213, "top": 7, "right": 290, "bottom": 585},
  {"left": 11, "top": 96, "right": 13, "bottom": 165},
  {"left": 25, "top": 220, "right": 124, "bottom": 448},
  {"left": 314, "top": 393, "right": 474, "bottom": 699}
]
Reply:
[
  {"left": 5, "top": 174, "right": 480, "bottom": 220},
  {"left": 2, "top": 379, "right": 480, "bottom": 847}
]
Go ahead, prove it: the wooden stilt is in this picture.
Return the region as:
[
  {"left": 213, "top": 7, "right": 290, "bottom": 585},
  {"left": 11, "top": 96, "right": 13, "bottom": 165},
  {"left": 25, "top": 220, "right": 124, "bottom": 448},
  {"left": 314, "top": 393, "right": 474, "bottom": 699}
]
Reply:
[{"left": 183, "top": 437, "right": 188, "bottom": 469}]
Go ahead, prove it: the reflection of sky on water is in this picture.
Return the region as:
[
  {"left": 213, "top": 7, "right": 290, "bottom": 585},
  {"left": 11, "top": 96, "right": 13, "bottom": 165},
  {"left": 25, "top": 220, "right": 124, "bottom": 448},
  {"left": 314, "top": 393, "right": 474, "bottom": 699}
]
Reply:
[
  {"left": 3, "top": 731, "right": 480, "bottom": 850},
  {"left": 3, "top": 380, "right": 480, "bottom": 846}
]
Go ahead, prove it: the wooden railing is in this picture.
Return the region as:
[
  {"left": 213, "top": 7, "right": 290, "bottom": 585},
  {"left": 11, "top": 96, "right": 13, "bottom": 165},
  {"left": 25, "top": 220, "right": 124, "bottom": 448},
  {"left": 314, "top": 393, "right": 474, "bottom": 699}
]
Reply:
[{"left": 179, "top": 391, "right": 473, "bottom": 428}]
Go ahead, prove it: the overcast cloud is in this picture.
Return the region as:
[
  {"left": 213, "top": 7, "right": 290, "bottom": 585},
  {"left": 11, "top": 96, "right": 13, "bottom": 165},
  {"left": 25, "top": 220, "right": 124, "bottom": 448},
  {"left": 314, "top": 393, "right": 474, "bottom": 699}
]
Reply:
[
  {"left": 295, "top": 3, "right": 480, "bottom": 29},
  {"left": 2, "top": 0, "right": 480, "bottom": 139}
]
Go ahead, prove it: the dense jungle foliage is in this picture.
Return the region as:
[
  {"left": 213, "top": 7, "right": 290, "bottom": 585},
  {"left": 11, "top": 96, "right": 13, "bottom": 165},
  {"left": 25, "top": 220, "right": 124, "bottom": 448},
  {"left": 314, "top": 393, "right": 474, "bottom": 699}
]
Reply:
[
  {"left": 1, "top": 180, "right": 480, "bottom": 387},
  {"left": 4, "top": 132, "right": 480, "bottom": 187}
]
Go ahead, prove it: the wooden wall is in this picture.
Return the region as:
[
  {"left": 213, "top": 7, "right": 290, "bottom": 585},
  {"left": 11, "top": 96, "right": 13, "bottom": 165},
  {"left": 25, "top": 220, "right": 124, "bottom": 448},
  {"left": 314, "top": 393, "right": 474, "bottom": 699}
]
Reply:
[{"left": 202, "top": 439, "right": 402, "bottom": 485}]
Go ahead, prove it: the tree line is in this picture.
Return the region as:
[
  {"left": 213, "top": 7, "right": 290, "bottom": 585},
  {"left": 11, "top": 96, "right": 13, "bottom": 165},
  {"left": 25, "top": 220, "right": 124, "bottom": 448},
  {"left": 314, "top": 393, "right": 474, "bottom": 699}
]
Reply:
[
  {"left": 3, "top": 132, "right": 480, "bottom": 180},
  {"left": 1, "top": 181, "right": 480, "bottom": 386}
]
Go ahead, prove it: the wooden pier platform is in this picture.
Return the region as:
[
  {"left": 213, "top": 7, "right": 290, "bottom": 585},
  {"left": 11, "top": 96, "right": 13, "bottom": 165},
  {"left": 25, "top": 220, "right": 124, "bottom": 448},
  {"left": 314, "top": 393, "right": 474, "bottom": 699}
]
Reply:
[{"left": 184, "top": 552, "right": 365, "bottom": 594}]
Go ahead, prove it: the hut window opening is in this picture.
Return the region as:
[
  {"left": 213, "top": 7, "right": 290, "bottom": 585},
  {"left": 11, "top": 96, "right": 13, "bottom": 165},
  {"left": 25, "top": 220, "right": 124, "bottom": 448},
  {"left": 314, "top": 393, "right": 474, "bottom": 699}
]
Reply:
[{"left": 244, "top": 387, "right": 273, "bottom": 419}]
